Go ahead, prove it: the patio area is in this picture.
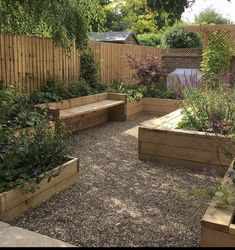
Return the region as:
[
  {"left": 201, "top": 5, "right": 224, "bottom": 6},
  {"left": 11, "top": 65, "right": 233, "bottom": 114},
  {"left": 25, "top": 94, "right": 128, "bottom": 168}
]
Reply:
[{"left": 11, "top": 114, "right": 213, "bottom": 247}]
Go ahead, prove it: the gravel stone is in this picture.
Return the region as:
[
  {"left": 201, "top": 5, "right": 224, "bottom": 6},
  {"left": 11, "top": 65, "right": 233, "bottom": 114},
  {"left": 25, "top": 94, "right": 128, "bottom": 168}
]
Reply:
[{"left": 11, "top": 114, "right": 214, "bottom": 247}]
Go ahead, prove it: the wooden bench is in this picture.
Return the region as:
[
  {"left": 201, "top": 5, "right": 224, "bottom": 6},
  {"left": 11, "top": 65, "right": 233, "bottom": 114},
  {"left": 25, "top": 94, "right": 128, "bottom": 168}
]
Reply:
[{"left": 35, "top": 93, "right": 127, "bottom": 131}]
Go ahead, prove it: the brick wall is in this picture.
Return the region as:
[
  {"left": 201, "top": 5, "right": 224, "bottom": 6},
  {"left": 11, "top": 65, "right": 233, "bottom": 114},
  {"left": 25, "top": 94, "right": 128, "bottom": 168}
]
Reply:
[
  {"left": 161, "top": 55, "right": 235, "bottom": 87},
  {"left": 161, "top": 55, "right": 202, "bottom": 88},
  {"left": 162, "top": 56, "right": 202, "bottom": 76}
]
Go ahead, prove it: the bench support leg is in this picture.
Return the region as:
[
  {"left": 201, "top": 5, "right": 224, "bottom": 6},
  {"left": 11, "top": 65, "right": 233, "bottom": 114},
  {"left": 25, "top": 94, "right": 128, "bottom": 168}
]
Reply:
[{"left": 108, "top": 104, "right": 127, "bottom": 122}]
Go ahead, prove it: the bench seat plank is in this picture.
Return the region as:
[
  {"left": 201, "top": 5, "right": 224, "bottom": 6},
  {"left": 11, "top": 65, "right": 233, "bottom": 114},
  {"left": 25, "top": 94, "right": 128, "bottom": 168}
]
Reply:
[{"left": 60, "top": 100, "right": 125, "bottom": 118}]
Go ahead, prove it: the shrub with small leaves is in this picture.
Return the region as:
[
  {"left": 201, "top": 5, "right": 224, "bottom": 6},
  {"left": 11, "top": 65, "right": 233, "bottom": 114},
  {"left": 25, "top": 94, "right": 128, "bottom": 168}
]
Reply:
[{"left": 80, "top": 49, "right": 100, "bottom": 84}]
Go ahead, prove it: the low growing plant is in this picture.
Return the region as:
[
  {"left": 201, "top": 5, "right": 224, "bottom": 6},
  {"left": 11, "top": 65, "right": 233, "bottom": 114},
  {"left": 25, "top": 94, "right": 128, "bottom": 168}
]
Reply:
[
  {"left": 30, "top": 77, "right": 105, "bottom": 104},
  {"left": 105, "top": 82, "right": 143, "bottom": 102}
]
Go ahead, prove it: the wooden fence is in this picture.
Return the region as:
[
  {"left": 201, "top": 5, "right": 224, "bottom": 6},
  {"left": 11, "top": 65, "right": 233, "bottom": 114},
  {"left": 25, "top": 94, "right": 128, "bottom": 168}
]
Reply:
[
  {"left": 89, "top": 42, "right": 162, "bottom": 84},
  {"left": 0, "top": 33, "right": 80, "bottom": 94}
]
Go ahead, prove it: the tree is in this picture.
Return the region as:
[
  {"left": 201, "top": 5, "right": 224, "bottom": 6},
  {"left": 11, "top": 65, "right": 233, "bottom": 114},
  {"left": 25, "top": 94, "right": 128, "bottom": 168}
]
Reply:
[
  {"left": 195, "top": 8, "right": 232, "bottom": 25},
  {"left": 0, "top": 0, "right": 105, "bottom": 49},
  {"left": 108, "top": 0, "right": 158, "bottom": 34},
  {"left": 147, "top": 0, "right": 231, "bottom": 24},
  {"left": 147, "top": 0, "right": 195, "bottom": 23}
]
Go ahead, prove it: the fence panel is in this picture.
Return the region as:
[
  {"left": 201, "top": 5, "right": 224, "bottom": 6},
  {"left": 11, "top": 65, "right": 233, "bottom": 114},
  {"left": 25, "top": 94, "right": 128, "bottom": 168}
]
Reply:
[
  {"left": 89, "top": 42, "right": 162, "bottom": 84},
  {"left": 0, "top": 33, "right": 80, "bottom": 94}
]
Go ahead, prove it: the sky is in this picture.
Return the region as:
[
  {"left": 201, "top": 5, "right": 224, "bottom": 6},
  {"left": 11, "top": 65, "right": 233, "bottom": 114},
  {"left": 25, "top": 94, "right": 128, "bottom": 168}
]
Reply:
[{"left": 182, "top": 0, "right": 235, "bottom": 23}]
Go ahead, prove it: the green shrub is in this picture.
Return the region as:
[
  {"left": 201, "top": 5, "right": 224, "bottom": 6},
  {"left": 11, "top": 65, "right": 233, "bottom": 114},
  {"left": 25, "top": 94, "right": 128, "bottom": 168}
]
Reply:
[
  {"left": 80, "top": 49, "right": 100, "bottom": 84},
  {"left": 0, "top": 119, "right": 69, "bottom": 193},
  {"left": 178, "top": 84, "right": 235, "bottom": 135},
  {"left": 142, "top": 86, "right": 176, "bottom": 99},
  {"left": 162, "top": 26, "right": 202, "bottom": 48},
  {"left": 30, "top": 76, "right": 106, "bottom": 104},
  {"left": 105, "top": 83, "right": 143, "bottom": 102},
  {"left": 201, "top": 31, "right": 232, "bottom": 86},
  {"left": 104, "top": 82, "right": 181, "bottom": 101},
  {"left": 0, "top": 83, "right": 22, "bottom": 124},
  {"left": 137, "top": 33, "right": 161, "bottom": 47},
  {"left": 0, "top": 84, "right": 47, "bottom": 130},
  {"left": 0, "top": 86, "right": 70, "bottom": 193}
]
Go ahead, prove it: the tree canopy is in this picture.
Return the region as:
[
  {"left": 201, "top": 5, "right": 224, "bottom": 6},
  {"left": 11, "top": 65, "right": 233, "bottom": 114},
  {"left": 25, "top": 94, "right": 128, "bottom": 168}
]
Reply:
[
  {"left": 147, "top": 0, "right": 231, "bottom": 24},
  {"left": 0, "top": 0, "right": 105, "bottom": 49},
  {"left": 195, "top": 8, "right": 232, "bottom": 25}
]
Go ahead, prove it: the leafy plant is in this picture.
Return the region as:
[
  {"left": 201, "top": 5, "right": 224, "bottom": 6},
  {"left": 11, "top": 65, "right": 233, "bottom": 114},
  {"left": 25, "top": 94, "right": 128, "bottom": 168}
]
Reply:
[
  {"left": 143, "top": 86, "right": 176, "bottom": 99},
  {"left": 178, "top": 83, "right": 235, "bottom": 134},
  {"left": 0, "top": 118, "right": 69, "bottom": 193},
  {"left": 137, "top": 33, "right": 162, "bottom": 47},
  {"left": 105, "top": 82, "right": 143, "bottom": 102},
  {"left": 0, "top": 85, "right": 70, "bottom": 193},
  {"left": 124, "top": 53, "right": 163, "bottom": 91},
  {"left": 162, "top": 25, "right": 202, "bottom": 48},
  {"left": 80, "top": 49, "right": 100, "bottom": 84},
  {"left": 201, "top": 31, "right": 233, "bottom": 86},
  {"left": 104, "top": 82, "right": 181, "bottom": 101},
  {"left": 30, "top": 77, "right": 105, "bottom": 104},
  {"left": 0, "top": 0, "right": 105, "bottom": 49}
]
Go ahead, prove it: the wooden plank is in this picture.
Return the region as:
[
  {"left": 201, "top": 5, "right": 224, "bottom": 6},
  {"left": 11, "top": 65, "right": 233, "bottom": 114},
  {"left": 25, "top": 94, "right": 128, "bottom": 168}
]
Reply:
[
  {"left": 138, "top": 153, "right": 227, "bottom": 176},
  {"left": 202, "top": 162, "right": 235, "bottom": 233},
  {"left": 139, "top": 129, "right": 232, "bottom": 153},
  {"left": 60, "top": 100, "right": 124, "bottom": 118},
  {"left": 0, "top": 172, "right": 79, "bottom": 222},
  {"left": 201, "top": 226, "right": 235, "bottom": 247},
  {"left": 140, "top": 141, "right": 230, "bottom": 166},
  {"left": 4, "top": 35, "right": 10, "bottom": 84},
  {"left": 1, "top": 158, "right": 78, "bottom": 212},
  {"left": 143, "top": 98, "right": 180, "bottom": 107},
  {"left": 143, "top": 105, "right": 180, "bottom": 114},
  {"left": 62, "top": 109, "right": 108, "bottom": 131},
  {"left": 139, "top": 109, "right": 181, "bottom": 129},
  {"left": 229, "top": 224, "right": 235, "bottom": 235}
]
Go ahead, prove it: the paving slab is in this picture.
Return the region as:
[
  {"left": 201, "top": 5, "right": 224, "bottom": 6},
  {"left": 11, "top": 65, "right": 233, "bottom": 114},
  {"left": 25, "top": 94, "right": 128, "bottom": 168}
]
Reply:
[
  {"left": 0, "top": 225, "right": 74, "bottom": 247},
  {"left": 0, "top": 221, "right": 10, "bottom": 232}
]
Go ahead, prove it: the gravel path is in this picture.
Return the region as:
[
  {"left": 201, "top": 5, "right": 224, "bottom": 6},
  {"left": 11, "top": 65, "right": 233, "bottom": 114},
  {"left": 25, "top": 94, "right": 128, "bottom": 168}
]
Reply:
[{"left": 12, "top": 114, "right": 213, "bottom": 247}]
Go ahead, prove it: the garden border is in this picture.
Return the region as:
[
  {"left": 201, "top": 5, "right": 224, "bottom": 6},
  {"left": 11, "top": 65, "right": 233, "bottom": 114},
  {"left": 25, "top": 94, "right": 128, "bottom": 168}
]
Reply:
[
  {"left": 138, "top": 109, "right": 233, "bottom": 176},
  {"left": 126, "top": 98, "right": 180, "bottom": 120},
  {"left": 138, "top": 109, "right": 235, "bottom": 246},
  {"left": 0, "top": 157, "right": 79, "bottom": 222},
  {"left": 201, "top": 161, "right": 235, "bottom": 247}
]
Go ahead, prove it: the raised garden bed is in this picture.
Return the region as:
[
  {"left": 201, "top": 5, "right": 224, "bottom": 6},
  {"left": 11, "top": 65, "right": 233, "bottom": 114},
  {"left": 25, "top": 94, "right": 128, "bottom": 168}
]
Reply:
[
  {"left": 138, "top": 109, "right": 233, "bottom": 176},
  {"left": 201, "top": 161, "right": 235, "bottom": 247},
  {"left": 127, "top": 98, "right": 180, "bottom": 120},
  {"left": 0, "top": 157, "right": 79, "bottom": 222}
]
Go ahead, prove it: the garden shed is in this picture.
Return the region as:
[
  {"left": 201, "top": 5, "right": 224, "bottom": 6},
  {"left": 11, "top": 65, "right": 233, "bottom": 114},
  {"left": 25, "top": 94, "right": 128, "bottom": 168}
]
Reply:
[{"left": 89, "top": 31, "right": 140, "bottom": 45}]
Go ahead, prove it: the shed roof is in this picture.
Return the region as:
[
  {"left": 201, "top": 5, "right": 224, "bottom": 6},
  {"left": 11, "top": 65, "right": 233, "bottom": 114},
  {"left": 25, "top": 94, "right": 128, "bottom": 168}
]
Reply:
[{"left": 89, "top": 31, "right": 139, "bottom": 44}]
